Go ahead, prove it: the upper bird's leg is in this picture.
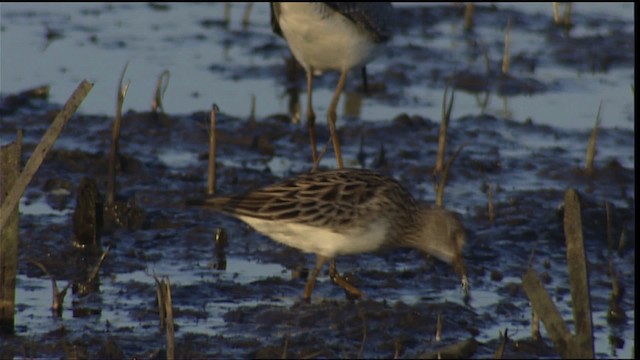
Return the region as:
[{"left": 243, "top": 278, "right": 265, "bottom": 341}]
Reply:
[
  {"left": 303, "top": 255, "right": 328, "bottom": 302},
  {"left": 361, "top": 66, "right": 369, "bottom": 95},
  {"left": 329, "top": 258, "right": 363, "bottom": 299},
  {"left": 306, "top": 69, "right": 318, "bottom": 166},
  {"left": 328, "top": 69, "right": 348, "bottom": 169}
]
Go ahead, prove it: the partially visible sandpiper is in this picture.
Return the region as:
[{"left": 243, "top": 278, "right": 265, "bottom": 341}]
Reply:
[
  {"left": 270, "top": 3, "right": 394, "bottom": 168},
  {"left": 192, "top": 168, "right": 468, "bottom": 302}
]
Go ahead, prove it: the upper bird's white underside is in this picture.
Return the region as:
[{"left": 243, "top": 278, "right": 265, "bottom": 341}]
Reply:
[{"left": 277, "top": 3, "right": 383, "bottom": 73}]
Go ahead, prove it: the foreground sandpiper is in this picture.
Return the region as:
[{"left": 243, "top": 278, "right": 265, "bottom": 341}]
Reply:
[
  {"left": 193, "top": 168, "right": 468, "bottom": 302},
  {"left": 270, "top": 3, "right": 394, "bottom": 168}
]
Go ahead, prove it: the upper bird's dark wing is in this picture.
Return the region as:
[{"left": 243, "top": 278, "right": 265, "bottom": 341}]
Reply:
[
  {"left": 270, "top": 3, "right": 283, "bottom": 38},
  {"left": 325, "top": 2, "right": 394, "bottom": 42}
]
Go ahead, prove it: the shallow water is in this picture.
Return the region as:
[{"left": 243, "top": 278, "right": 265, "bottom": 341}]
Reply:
[
  {"left": 1, "top": 3, "right": 634, "bottom": 130},
  {"left": 0, "top": 2, "right": 635, "bottom": 358}
]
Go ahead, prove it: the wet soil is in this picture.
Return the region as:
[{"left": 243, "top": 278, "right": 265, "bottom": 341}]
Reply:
[{"left": 0, "top": 3, "right": 635, "bottom": 359}]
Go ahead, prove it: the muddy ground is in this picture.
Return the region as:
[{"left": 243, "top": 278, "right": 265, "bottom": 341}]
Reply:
[{"left": 0, "top": 3, "right": 635, "bottom": 359}]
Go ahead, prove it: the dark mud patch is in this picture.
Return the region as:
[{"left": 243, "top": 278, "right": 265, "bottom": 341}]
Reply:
[
  {"left": 1, "top": 87, "right": 634, "bottom": 357},
  {"left": 223, "top": 299, "right": 478, "bottom": 358},
  {"left": 0, "top": 3, "right": 635, "bottom": 359}
]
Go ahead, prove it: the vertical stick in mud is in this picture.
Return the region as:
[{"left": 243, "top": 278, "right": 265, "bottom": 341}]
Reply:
[
  {"left": 487, "top": 182, "right": 495, "bottom": 225},
  {"left": 242, "top": 2, "right": 253, "bottom": 28},
  {"left": 0, "top": 80, "right": 92, "bottom": 332},
  {"left": 108, "top": 64, "right": 129, "bottom": 205},
  {"left": 213, "top": 228, "right": 228, "bottom": 270},
  {"left": 563, "top": 189, "right": 594, "bottom": 357},
  {"left": 0, "top": 130, "right": 22, "bottom": 334},
  {"left": 154, "top": 276, "right": 175, "bottom": 359},
  {"left": 0, "top": 80, "right": 93, "bottom": 230},
  {"left": 436, "top": 143, "right": 466, "bottom": 208},
  {"left": 502, "top": 17, "right": 511, "bottom": 75},
  {"left": 463, "top": 3, "right": 474, "bottom": 31},
  {"left": 585, "top": 102, "right": 602, "bottom": 175},
  {"left": 73, "top": 177, "right": 102, "bottom": 250},
  {"left": 494, "top": 328, "right": 508, "bottom": 359},
  {"left": 164, "top": 278, "right": 175, "bottom": 360},
  {"left": 435, "top": 85, "right": 454, "bottom": 175},
  {"left": 531, "top": 308, "right": 541, "bottom": 341},
  {"left": 249, "top": 94, "right": 256, "bottom": 128},
  {"left": 208, "top": 105, "right": 219, "bottom": 195},
  {"left": 522, "top": 188, "right": 596, "bottom": 358},
  {"left": 522, "top": 268, "right": 573, "bottom": 356}
]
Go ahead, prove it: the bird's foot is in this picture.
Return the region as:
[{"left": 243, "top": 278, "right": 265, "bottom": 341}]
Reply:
[{"left": 330, "top": 272, "right": 364, "bottom": 300}]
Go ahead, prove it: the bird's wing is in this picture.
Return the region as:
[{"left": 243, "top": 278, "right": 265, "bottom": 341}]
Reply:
[
  {"left": 203, "top": 169, "right": 388, "bottom": 227},
  {"left": 325, "top": 2, "right": 394, "bottom": 42},
  {"left": 270, "top": 3, "right": 283, "bottom": 38}
]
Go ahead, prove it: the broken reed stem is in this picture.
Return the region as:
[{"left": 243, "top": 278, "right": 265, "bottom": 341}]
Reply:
[
  {"left": 208, "top": 104, "right": 219, "bottom": 195},
  {"left": 553, "top": 2, "right": 573, "bottom": 28},
  {"left": 562, "top": 3, "right": 572, "bottom": 27},
  {"left": 617, "top": 225, "right": 626, "bottom": 255},
  {"left": 27, "top": 259, "right": 73, "bottom": 316},
  {"left": 28, "top": 245, "right": 109, "bottom": 315},
  {"left": 154, "top": 276, "right": 175, "bottom": 360},
  {"left": 494, "top": 328, "right": 508, "bottom": 359},
  {"left": 223, "top": 3, "right": 231, "bottom": 27},
  {"left": 562, "top": 188, "right": 594, "bottom": 358},
  {"left": 607, "top": 265, "right": 624, "bottom": 324},
  {"left": 0, "top": 130, "right": 21, "bottom": 334},
  {"left": 527, "top": 243, "right": 537, "bottom": 268},
  {"left": 585, "top": 102, "right": 602, "bottom": 175},
  {"left": 151, "top": 70, "right": 170, "bottom": 113},
  {"left": 86, "top": 245, "right": 111, "bottom": 285},
  {"left": 242, "top": 2, "right": 253, "bottom": 28},
  {"left": 164, "top": 279, "right": 175, "bottom": 360},
  {"left": 605, "top": 202, "right": 623, "bottom": 316},
  {"left": 522, "top": 186, "right": 603, "bottom": 358},
  {"left": 0, "top": 80, "right": 93, "bottom": 230},
  {"left": 552, "top": 2, "right": 561, "bottom": 23},
  {"left": 501, "top": 17, "right": 511, "bottom": 75},
  {"left": 435, "top": 312, "right": 443, "bottom": 342},
  {"left": 435, "top": 85, "right": 454, "bottom": 175},
  {"left": 281, "top": 334, "right": 289, "bottom": 359},
  {"left": 393, "top": 340, "right": 401, "bottom": 359},
  {"left": 608, "top": 252, "right": 621, "bottom": 302},
  {"left": 522, "top": 268, "right": 573, "bottom": 357},
  {"left": 531, "top": 309, "right": 541, "bottom": 341},
  {"left": 436, "top": 142, "right": 466, "bottom": 208},
  {"left": 487, "top": 182, "right": 495, "bottom": 225},
  {"left": 155, "top": 281, "right": 166, "bottom": 329},
  {"left": 463, "top": 3, "right": 474, "bottom": 31},
  {"left": 213, "top": 228, "right": 228, "bottom": 270},
  {"left": 357, "top": 312, "right": 367, "bottom": 359},
  {"left": 605, "top": 202, "right": 613, "bottom": 259},
  {"left": 249, "top": 94, "right": 256, "bottom": 128},
  {"left": 72, "top": 177, "right": 101, "bottom": 249},
  {"left": 108, "top": 63, "right": 130, "bottom": 205}
]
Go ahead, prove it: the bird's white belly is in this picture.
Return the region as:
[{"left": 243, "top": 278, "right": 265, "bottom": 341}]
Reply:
[
  {"left": 278, "top": 3, "right": 382, "bottom": 72},
  {"left": 238, "top": 215, "right": 389, "bottom": 258}
]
